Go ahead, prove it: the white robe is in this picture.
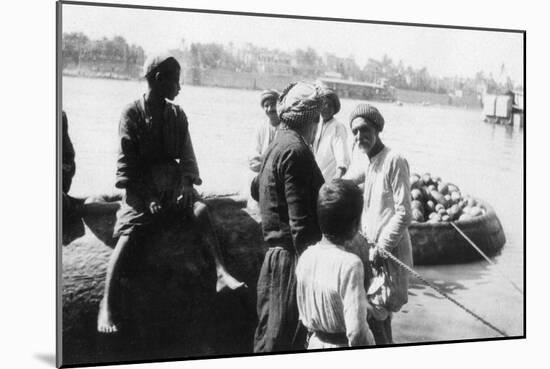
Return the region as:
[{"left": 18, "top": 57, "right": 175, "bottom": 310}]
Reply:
[
  {"left": 245, "top": 120, "right": 278, "bottom": 209},
  {"left": 248, "top": 120, "right": 278, "bottom": 173},
  {"left": 296, "top": 240, "right": 374, "bottom": 348},
  {"left": 345, "top": 146, "right": 413, "bottom": 314},
  {"left": 313, "top": 117, "right": 351, "bottom": 183}
]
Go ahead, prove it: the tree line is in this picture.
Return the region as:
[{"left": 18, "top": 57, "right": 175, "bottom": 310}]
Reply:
[
  {"left": 62, "top": 33, "right": 145, "bottom": 73},
  {"left": 62, "top": 32, "right": 520, "bottom": 95},
  {"left": 179, "top": 42, "right": 518, "bottom": 95}
]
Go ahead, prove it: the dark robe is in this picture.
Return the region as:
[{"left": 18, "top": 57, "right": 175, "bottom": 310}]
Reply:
[
  {"left": 62, "top": 111, "right": 76, "bottom": 194},
  {"left": 114, "top": 95, "right": 201, "bottom": 237},
  {"left": 252, "top": 129, "right": 324, "bottom": 352}
]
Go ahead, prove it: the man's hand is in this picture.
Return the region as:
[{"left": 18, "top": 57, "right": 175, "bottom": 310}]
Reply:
[
  {"left": 372, "top": 246, "right": 388, "bottom": 260},
  {"left": 149, "top": 200, "right": 162, "bottom": 214},
  {"left": 177, "top": 182, "right": 195, "bottom": 210},
  {"left": 334, "top": 166, "right": 347, "bottom": 180},
  {"left": 369, "top": 244, "right": 388, "bottom": 264}
]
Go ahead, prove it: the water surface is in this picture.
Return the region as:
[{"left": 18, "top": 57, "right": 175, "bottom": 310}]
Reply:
[{"left": 63, "top": 77, "right": 524, "bottom": 343}]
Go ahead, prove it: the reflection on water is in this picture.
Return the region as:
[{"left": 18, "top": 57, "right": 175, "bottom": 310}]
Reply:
[
  {"left": 408, "top": 262, "right": 492, "bottom": 301},
  {"left": 409, "top": 278, "right": 469, "bottom": 295},
  {"left": 62, "top": 77, "right": 524, "bottom": 343}
]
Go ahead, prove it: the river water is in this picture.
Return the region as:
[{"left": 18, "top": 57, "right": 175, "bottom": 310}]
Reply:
[{"left": 63, "top": 76, "right": 524, "bottom": 343}]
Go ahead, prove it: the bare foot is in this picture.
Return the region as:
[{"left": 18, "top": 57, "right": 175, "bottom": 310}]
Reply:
[
  {"left": 97, "top": 299, "right": 118, "bottom": 334},
  {"left": 216, "top": 272, "right": 247, "bottom": 292}
]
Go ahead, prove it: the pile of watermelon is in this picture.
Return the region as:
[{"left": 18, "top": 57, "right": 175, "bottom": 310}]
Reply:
[{"left": 410, "top": 173, "right": 486, "bottom": 223}]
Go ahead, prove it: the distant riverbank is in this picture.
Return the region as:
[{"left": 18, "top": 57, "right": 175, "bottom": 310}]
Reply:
[
  {"left": 62, "top": 69, "right": 481, "bottom": 109},
  {"left": 63, "top": 69, "right": 134, "bottom": 81}
]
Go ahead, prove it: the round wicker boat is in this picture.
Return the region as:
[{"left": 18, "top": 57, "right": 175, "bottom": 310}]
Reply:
[
  {"left": 409, "top": 199, "right": 506, "bottom": 265},
  {"left": 61, "top": 194, "right": 266, "bottom": 364}
]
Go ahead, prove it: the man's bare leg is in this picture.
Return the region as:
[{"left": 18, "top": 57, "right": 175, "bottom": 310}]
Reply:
[
  {"left": 193, "top": 202, "right": 246, "bottom": 292},
  {"left": 97, "top": 234, "right": 131, "bottom": 333}
]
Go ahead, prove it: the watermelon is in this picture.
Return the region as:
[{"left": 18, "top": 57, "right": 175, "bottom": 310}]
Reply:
[{"left": 412, "top": 208, "right": 425, "bottom": 222}]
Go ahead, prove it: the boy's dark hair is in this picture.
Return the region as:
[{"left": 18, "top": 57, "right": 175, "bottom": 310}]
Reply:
[{"left": 317, "top": 179, "right": 363, "bottom": 244}]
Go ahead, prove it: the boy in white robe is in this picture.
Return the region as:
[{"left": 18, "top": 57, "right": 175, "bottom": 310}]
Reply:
[{"left": 296, "top": 179, "right": 374, "bottom": 348}]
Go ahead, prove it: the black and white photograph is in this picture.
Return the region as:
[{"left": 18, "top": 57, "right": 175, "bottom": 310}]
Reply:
[{"left": 56, "top": 0, "right": 525, "bottom": 367}]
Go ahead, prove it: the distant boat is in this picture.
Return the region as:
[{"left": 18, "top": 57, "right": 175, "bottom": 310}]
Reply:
[
  {"left": 482, "top": 90, "right": 524, "bottom": 127},
  {"left": 317, "top": 77, "right": 395, "bottom": 101}
]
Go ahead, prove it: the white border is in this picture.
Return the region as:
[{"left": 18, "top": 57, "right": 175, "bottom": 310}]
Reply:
[{"left": 3, "top": 0, "right": 544, "bottom": 368}]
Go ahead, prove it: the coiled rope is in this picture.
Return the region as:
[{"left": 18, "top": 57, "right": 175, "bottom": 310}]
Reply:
[{"left": 380, "top": 248, "right": 509, "bottom": 337}]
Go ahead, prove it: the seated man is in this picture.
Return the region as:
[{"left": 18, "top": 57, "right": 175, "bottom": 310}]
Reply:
[
  {"left": 97, "top": 53, "right": 244, "bottom": 334},
  {"left": 296, "top": 179, "right": 374, "bottom": 349}
]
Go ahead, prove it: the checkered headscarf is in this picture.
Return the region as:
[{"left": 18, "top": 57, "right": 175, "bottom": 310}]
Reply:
[
  {"left": 277, "top": 82, "right": 323, "bottom": 129},
  {"left": 260, "top": 89, "right": 280, "bottom": 106}
]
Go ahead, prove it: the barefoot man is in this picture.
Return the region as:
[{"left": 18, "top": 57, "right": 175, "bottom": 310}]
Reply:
[{"left": 98, "top": 53, "right": 244, "bottom": 333}]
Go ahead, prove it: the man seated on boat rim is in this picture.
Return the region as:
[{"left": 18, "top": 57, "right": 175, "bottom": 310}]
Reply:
[
  {"left": 344, "top": 103, "right": 413, "bottom": 344},
  {"left": 296, "top": 179, "right": 374, "bottom": 349},
  {"left": 97, "top": 53, "right": 245, "bottom": 334}
]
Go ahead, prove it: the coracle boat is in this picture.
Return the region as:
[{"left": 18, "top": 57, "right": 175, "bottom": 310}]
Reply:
[
  {"left": 59, "top": 190, "right": 505, "bottom": 363},
  {"left": 61, "top": 193, "right": 266, "bottom": 365},
  {"left": 409, "top": 198, "right": 506, "bottom": 265}
]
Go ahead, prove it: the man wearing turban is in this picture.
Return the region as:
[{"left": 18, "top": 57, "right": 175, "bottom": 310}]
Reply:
[
  {"left": 246, "top": 90, "right": 280, "bottom": 210},
  {"left": 312, "top": 88, "right": 351, "bottom": 182},
  {"left": 249, "top": 89, "right": 280, "bottom": 172},
  {"left": 97, "top": 53, "right": 244, "bottom": 334},
  {"left": 251, "top": 82, "right": 325, "bottom": 352},
  {"left": 344, "top": 103, "right": 413, "bottom": 345}
]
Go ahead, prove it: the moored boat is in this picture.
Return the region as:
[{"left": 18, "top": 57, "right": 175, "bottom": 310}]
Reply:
[
  {"left": 61, "top": 193, "right": 265, "bottom": 364},
  {"left": 409, "top": 199, "right": 506, "bottom": 265},
  {"left": 63, "top": 193, "right": 507, "bottom": 267}
]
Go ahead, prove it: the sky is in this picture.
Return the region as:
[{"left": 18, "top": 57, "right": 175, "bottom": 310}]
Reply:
[{"left": 62, "top": 3, "right": 524, "bottom": 84}]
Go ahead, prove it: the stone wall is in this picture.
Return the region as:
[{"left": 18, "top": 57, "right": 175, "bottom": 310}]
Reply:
[{"left": 184, "top": 68, "right": 297, "bottom": 91}]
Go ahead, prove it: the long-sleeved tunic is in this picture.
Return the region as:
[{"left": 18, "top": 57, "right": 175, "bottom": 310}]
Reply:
[
  {"left": 312, "top": 117, "right": 351, "bottom": 183},
  {"left": 296, "top": 241, "right": 373, "bottom": 348},
  {"left": 248, "top": 120, "right": 278, "bottom": 173},
  {"left": 255, "top": 129, "right": 324, "bottom": 252},
  {"left": 253, "top": 128, "right": 324, "bottom": 353},
  {"left": 345, "top": 146, "right": 413, "bottom": 313},
  {"left": 114, "top": 95, "right": 201, "bottom": 237}
]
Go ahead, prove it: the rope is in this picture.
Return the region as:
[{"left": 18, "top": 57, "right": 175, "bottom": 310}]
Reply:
[
  {"left": 450, "top": 221, "right": 523, "bottom": 295},
  {"left": 379, "top": 248, "right": 509, "bottom": 337}
]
